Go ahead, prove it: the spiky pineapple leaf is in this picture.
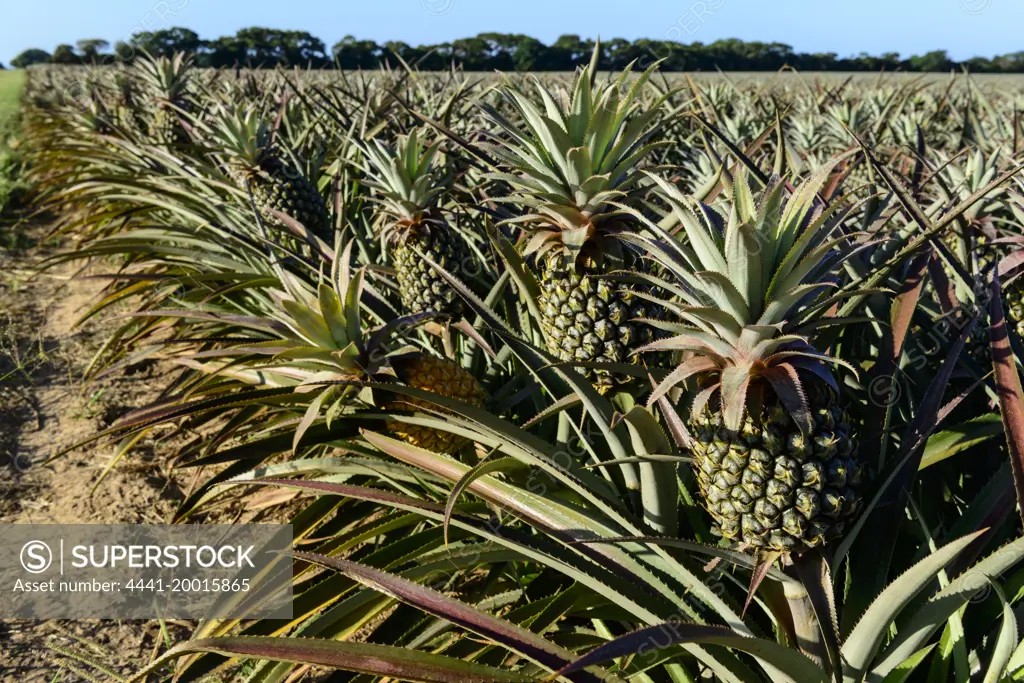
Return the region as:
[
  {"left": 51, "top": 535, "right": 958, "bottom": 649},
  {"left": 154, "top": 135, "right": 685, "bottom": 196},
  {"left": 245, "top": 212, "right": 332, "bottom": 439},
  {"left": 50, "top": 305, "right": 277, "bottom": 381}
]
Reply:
[
  {"left": 989, "top": 270, "right": 1024, "bottom": 526},
  {"left": 127, "top": 636, "right": 534, "bottom": 683},
  {"left": 920, "top": 414, "right": 1004, "bottom": 469},
  {"left": 877, "top": 645, "right": 936, "bottom": 683},
  {"left": 619, "top": 405, "right": 678, "bottom": 535},
  {"left": 294, "top": 551, "right": 616, "bottom": 682},
  {"left": 841, "top": 531, "right": 986, "bottom": 680},
  {"left": 983, "top": 583, "right": 1018, "bottom": 683},
  {"left": 443, "top": 455, "right": 527, "bottom": 546},
  {"left": 873, "top": 536, "right": 1024, "bottom": 677},
  {"left": 554, "top": 623, "right": 825, "bottom": 683}
]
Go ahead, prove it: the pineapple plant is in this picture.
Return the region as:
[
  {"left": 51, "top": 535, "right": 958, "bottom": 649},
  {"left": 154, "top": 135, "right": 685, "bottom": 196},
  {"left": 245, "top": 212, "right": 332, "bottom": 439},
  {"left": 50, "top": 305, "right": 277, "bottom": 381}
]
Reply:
[
  {"left": 482, "top": 54, "right": 669, "bottom": 392},
  {"left": 640, "top": 169, "right": 864, "bottom": 554},
  {"left": 22, "top": 58, "right": 1024, "bottom": 683},
  {"left": 134, "top": 51, "right": 194, "bottom": 145},
  {"left": 360, "top": 129, "right": 469, "bottom": 319},
  {"left": 203, "top": 253, "right": 486, "bottom": 455},
  {"left": 209, "top": 105, "right": 331, "bottom": 239}
]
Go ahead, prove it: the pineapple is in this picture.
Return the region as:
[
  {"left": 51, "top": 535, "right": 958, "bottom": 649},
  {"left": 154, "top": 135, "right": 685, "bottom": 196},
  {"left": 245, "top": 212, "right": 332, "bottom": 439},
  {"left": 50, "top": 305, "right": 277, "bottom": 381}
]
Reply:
[
  {"left": 482, "top": 54, "right": 669, "bottom": 392},
  {"left": 210, "top": 105, "right": 331, "bottom": 239},
  {"left": 1005, "top": 278, "right": 1024, "bottom": 338},
  {"left": 385, "top": 354, "right": 488, "bottom": 454},
  {"left": 640, "top": 169, "right": 864, "bottom": 554},
  {"left": 134, "top": 52, "right": 194, "bottom": 145},
  {"left": 361, "top": 130, "right": 468, "bottom": 319}
]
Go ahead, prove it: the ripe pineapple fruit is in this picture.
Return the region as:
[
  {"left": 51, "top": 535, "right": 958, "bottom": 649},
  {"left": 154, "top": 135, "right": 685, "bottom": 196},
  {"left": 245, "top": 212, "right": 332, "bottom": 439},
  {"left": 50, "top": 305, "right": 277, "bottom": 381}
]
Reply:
[
  {"left": 692, "top": 402, "right": 860, "bottom": 551},
  {"left": 361, "top": 129, "right": 468, "bottom": 319},
  {"left": 641, "top": 168, "right": 864, "bottom": 553},
  {"left": 134, "top": 52, "right": 194, "bottom": 145},
  {"left": 210, "top": 105, "right": 330, "bottom": 239},
  {"left": 482, "top": 53, "right": 669, "bottom": 392},
  {"left": 385, "top": 355, "right": 487, "bottom": 454}
]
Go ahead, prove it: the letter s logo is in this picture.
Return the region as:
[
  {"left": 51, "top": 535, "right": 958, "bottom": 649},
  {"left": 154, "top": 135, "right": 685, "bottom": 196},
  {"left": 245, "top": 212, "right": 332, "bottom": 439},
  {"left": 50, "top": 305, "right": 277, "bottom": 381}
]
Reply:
[{"left": 21, "top": 541, "right": 52, "bottom": 574}]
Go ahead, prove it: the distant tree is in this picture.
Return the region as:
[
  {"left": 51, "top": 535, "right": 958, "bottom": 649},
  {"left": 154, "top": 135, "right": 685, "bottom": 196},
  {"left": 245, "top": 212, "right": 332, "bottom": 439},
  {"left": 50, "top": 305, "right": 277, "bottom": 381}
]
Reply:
[
  {"left": 473, "top": 33, "right": 546, "bottom": 71},
  {"left": 546, "top": 34, "right": 592, "bottom": 70},
  {"left": 991, "top": 51, "right": 1024, "bottom": 72},
  {"left": 27, "top": 29, "right": 1024, "bottom": 74},
  {"left": 381, "top": 40, "right": 415, "bottom": 67},
  {"left": 450, "top": 37, "right": 491, "bottom": 70},
  {"left": 131, "top": 28, "right": 202, "bottom": 59},
  {"left": 332, "top": 36, "right": 382, "bottom": 70},
  {"left": 965, "top": 56, "right": 995, "bottom": 73},
  {"left": 201, "top": 36, "right": 245, "bottom": 68},
  {"left": 52, "top": 44, "right": 79, "bottom": 65},
  {"left": 112, "top": 40, "right": 135, "bottom": 62},
  {"left": 11, "top": 49, "right": 51, "bottom": 68},
  {"left": 604, "top": 38, "right": 643, "bottom": 70},
  {"left": 508, "top": 35, "right": 547, "bottom": 71},
  {"left": 231, "top": 27, "right": 326, "bottom": 67},
  {"left": 279, "top": 31, "right": 327, "bottom": 66},
  {"left": 909, "top": 50, "right": 953, "bottom": 72},
  {"left": 76, "top": 39, "right": 110, "bottom": 62}
]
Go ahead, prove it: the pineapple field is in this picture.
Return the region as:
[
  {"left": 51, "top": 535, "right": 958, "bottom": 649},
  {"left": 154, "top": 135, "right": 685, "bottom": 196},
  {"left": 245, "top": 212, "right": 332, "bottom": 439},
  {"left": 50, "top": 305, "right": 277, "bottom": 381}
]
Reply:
[{"left": 5, "top": 48, "right": 1024, "bottom": 681}]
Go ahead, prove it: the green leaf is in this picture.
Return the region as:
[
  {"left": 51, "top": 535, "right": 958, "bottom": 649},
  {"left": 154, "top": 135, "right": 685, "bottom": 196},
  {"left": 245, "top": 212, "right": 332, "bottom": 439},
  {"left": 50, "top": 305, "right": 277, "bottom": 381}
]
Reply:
[
  {"left": 556, "top": 623, "right": 826, "bottom": 683},
  {"left": 281, "top": 298, "right": 336, "bottom": 349},
  {"left": 317, "top": 282, "right": 348, "bottom": 348},
  {"left": 871, "top": 536, "right": 1024, "bottom": 678},
  {"left": 443, "top": 456, "right": 527, "bottom": 546},
  {"left": 840, "top": 531, "right": 986, "bottom": 681},
  {"left": 1004, "top": 632, "right": 1024, "bottom": 680},
  {"left": 877, "top": 645, "right": 936, "bottom": 683},
  {"left": 983, "top": 583, "right": 1017, "bottom": 683},
  {"left": 920, "top": 414, "right": 1004, "bottom": 469},
  {"left": 619, "top": 406, "right": 679, "bottom": 535},
  {"left": 126, "top": 636, "right": 534, "bottom": 683},
  {"left": 293, "top": 390, "right": 328, "bottom": 453},
  {"left": 294, "top": 552, "right": 618, "bottom": 682},
  {"left": 725, "top": 221, "right": 763, "bottom": 315}
]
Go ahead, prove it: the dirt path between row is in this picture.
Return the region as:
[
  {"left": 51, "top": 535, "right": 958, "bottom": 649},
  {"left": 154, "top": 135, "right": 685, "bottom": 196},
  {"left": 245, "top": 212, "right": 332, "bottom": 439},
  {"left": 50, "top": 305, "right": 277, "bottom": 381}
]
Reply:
[{"left": 0, "top": 222, "right": 198, "bottom": 681}]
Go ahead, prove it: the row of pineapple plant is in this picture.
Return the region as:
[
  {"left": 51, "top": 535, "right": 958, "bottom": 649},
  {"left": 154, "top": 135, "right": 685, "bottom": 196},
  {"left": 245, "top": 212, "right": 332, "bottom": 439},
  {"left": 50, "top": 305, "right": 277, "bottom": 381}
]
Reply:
[{"left": 11, "top": 48, "right": 1024, "bottom": 681}]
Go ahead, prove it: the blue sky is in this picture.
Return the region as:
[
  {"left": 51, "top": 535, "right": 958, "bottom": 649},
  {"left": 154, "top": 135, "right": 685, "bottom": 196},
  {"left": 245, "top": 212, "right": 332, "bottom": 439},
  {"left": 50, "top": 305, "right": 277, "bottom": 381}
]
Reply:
[{"left": 4, "top": 0, "right": 1022, "bottom": 64}]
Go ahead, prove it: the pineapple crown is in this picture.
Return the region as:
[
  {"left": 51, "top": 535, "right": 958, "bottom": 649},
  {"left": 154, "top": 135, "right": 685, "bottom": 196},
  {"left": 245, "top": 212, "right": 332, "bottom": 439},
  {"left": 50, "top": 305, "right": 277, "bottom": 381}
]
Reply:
[
  {"left": 258, "top": 244, "right": 441, "bottom": 390},
  {"left": 632, "top": 163, "right": 860, "bottom": 432},
  {"left": 210, "top": 104, "right": 277, "bottom": 170},
  {"left": 360, "top": 128, "right": 450, "bottom": 227},
  {"left": 134, "top": 51, "right": 193, "bottom": 103},
  {"left": 481, "top": 50, "right": 670, "bottom": 262},
  {"left": 196, "top": 242, "right": 451, "bottom": 447}
]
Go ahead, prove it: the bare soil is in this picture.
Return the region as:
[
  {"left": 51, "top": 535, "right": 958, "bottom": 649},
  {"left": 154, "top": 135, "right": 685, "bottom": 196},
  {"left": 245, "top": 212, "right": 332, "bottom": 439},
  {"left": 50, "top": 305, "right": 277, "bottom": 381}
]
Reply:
[{"left": 0, "top": 220, "right": 203, "bottom": 682}]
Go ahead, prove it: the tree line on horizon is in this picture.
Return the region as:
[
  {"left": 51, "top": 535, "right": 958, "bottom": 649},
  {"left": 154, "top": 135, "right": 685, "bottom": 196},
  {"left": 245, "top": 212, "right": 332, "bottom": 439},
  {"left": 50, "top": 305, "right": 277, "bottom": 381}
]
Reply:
[{"left": 8, "top": 27, "right": 1024, "bottom": 73}]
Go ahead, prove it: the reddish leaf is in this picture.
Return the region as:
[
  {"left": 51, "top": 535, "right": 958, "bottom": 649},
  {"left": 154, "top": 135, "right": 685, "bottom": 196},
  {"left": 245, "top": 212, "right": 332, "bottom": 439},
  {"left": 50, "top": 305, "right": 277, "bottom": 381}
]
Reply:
[
  {"left": 989, "top": 271, "right": 1024, "bottom": 526},
  {"left": 127, "top": 636, "right": 532, "bottom": 683},
  {"left": 293, "top": 551, "right": 603, "bottom": 682},
  {"left": 891, "top": 250, "right": 932, "bottom": 357}
]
